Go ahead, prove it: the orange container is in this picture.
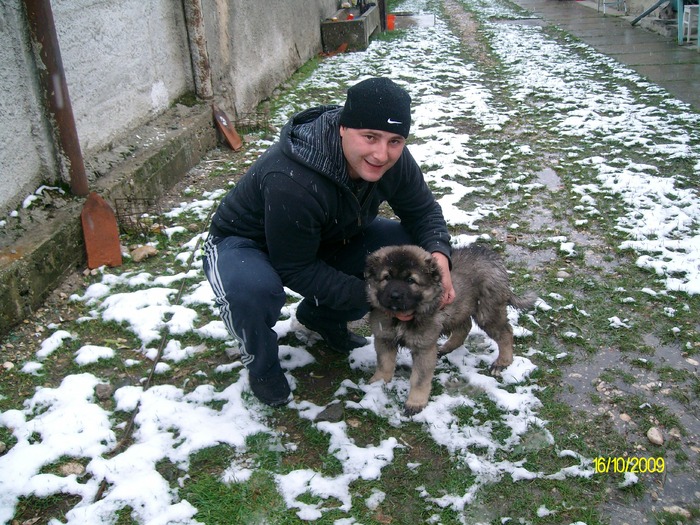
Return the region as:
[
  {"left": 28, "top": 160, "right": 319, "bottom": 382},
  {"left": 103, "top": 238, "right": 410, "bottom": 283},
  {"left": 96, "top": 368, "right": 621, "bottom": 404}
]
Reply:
[{"left": 387, "top": 14, "right": 396, "bottom": 30}]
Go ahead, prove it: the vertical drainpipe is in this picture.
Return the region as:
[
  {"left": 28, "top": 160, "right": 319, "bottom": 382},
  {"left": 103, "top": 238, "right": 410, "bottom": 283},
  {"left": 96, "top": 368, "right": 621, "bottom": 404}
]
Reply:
[
  {"left": 182, "top": 0, "right": 213, "bottom": 100},
  {"left": 378, "top": 0, "right": 387, "bottom": 31},
  {"left": 24, "top": 0, "right": 89, "bottom": 197}
]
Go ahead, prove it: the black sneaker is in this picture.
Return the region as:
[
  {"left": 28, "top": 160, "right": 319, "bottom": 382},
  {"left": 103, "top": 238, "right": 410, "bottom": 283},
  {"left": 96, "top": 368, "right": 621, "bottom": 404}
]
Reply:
[
  {"left": 249, "top": 371, "right": 291, "bottom": 407},
  {"left": 296, "top": 304, "right": 368, "bottom": 354}
]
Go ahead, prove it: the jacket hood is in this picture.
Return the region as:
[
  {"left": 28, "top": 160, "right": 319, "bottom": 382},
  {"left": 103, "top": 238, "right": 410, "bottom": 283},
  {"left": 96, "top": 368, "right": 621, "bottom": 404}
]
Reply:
[{"left": 280, "top": 105, "right": 350, "bottom": 186}]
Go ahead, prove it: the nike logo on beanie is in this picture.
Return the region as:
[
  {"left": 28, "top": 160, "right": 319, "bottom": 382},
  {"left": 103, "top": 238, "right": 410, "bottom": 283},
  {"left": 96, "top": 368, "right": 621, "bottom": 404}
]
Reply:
[{"left": 387, "top": 118, "right": 403, "bottom": 124}]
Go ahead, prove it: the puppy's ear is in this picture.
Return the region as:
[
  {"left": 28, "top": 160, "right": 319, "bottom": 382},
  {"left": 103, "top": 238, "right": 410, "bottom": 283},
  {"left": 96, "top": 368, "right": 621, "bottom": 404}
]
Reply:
[
  {"left": 364, "top": 252, "right": 382, "bottom": 280},
  {"left": 426, "top": 254, "right": 442, "bottom": 284}
]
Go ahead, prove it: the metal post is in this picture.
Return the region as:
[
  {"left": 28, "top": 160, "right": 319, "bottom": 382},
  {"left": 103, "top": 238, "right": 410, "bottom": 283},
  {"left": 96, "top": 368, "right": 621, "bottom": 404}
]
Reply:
[
  {"left": 378, "top": 0, "right": 387, "bottom": 31},
  {"left": 24, "top": 0, "right": 89, "bottom": 196},
  {"left": 182, "top": 0, "right": 213, "bottom": 100}
]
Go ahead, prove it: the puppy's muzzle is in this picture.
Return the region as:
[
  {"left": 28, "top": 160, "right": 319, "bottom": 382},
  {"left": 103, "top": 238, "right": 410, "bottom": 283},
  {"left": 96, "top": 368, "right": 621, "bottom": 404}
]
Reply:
[{"left": 378, "top": 282, "right": 418, "bottom": 313}]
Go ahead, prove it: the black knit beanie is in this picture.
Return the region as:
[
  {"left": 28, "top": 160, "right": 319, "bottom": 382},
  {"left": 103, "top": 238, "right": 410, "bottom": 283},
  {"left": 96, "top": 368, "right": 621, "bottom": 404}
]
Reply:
[{"left": 339, "top": 78, "right": 412, "bottom": 138}]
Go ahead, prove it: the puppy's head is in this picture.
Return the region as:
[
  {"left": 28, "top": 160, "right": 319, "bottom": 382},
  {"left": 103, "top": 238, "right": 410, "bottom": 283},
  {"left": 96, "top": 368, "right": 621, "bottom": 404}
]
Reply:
[{"left": 365, "top": 245, "right": 443, "bottom": 316}]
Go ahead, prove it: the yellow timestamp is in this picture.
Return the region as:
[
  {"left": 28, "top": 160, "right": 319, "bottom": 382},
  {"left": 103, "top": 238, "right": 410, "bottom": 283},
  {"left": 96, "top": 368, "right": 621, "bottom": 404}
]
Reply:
[{"left": 593, "top": 456, "right": 664, "bottom": 474}]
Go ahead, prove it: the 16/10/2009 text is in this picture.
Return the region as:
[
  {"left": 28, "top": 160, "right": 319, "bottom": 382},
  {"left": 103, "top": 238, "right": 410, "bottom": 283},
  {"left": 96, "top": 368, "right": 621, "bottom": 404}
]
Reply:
[{"left": 593, "top": 456, "right": 664, "bottom": 474}]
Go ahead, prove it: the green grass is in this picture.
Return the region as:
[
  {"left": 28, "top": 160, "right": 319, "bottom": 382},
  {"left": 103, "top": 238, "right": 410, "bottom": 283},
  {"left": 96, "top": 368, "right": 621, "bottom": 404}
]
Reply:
[{"left": 183, "top": 471, "right": 287, "bottom": 524}]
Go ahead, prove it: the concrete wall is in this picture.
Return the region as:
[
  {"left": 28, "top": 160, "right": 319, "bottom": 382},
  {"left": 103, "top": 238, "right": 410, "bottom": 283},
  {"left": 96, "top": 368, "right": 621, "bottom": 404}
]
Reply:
[
  {"left": 0, "top": 0, "right": 338, "bottom": 218},
  {"left": 54, "top": 0, "right": 194, "bottom": 153},
  {"left": 205, "top": 0, "right": 338, "bottom": 116},
  {"left": 0, "top": 3, "right": 57, "bottom": 213}
]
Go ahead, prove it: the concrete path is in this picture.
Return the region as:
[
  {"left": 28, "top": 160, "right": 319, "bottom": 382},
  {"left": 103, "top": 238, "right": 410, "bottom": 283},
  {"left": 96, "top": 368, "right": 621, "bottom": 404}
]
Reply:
[{"left": 510, "top": 0, "right": 700, "bottom": 111}]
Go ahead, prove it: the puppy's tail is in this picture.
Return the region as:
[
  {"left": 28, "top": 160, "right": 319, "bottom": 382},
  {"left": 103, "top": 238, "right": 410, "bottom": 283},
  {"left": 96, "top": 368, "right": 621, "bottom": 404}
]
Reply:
[{"left": 509, "top": 291, "right": 538, "bottom": 311}]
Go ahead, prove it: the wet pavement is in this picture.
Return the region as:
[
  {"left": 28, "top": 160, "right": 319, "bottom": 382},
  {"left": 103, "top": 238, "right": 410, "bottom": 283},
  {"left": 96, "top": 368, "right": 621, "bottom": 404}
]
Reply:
[
  {"left": 392, "top": 12, "right": 438, "bottom": 28},
  {"left": 510, "top": 0, "right": 700, "bottom": 111}
]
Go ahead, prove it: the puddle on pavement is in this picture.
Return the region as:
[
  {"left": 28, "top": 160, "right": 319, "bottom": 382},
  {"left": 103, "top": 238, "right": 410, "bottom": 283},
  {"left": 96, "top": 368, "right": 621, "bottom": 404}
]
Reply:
[
  {"left": 642, "top": 332, "right": 698, "bottom": 372},
  {"left": 492, "top": 17, "right": 547, "bottom": 27},
  {"left": 504, "top": 242, "right": 556, "bottom": 271},
  {"left": 392, "top": 12, "right": 436, "bottom": 29},
  {"left": 535, "top": 167, "right": 561, "bottom": 191},
  {"left": 559, "top": 347, "right": 618, "bottom": 411},
  {"left": 506, "top": 198, "right": 621, "bottom": 274}
]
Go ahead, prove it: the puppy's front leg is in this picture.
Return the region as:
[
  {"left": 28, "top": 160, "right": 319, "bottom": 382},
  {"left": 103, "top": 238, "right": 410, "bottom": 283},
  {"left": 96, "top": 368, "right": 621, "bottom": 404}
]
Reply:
[
  {"left": 370, "top": 337, "right": 398, "bottom": 384},
  {"left": 404, "top": 345, "right": 438, "bottom": 415}
]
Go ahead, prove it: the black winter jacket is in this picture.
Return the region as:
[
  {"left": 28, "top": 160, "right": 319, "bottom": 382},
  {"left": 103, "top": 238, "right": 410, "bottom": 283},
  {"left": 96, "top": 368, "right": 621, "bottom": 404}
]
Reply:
[{"left": 209, "top": 105, "right": 451, "bottom": 312}]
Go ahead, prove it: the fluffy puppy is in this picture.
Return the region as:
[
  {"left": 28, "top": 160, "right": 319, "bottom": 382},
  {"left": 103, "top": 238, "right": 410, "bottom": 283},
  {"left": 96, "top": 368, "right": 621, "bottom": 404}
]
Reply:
[{"left": 365, "top": 244, "right": 536, "bottom": 414}]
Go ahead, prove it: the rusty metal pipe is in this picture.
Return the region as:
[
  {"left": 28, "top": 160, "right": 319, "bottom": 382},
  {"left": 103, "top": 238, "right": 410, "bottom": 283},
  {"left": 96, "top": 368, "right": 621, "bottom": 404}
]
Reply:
[
  {"left": 182, "top": 0, "right": 213, "bottom": 100},
  {"left": 24, "top": 0, "right": 89, "bottom": 196}
]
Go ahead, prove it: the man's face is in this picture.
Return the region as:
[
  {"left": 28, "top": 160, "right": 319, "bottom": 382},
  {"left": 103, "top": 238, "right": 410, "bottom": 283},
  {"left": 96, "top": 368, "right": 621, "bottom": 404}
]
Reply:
[{"left": 340, "top": 126, "right": 406, "bottom": 182}]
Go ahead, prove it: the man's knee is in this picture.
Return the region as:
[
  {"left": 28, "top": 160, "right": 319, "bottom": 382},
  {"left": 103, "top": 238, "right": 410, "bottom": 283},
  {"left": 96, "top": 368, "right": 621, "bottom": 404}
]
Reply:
[{"left": 232, "top": 284, "right": 286, "bottom": 316}]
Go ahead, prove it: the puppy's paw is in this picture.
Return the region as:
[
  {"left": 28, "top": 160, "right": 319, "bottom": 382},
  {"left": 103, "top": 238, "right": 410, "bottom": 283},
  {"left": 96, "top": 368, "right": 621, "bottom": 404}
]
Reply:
[
  {"left": 489, "top": 364, "right": 505, "bottom": 377},
  {"left": 404, "top": 391, "right": 429, "bottom": 415},
  {"left": 403, "top": 402, "right": 426, "bottom": 416},
  {"left": 489, "top": 361, "right": 513, "bottom": 377}
]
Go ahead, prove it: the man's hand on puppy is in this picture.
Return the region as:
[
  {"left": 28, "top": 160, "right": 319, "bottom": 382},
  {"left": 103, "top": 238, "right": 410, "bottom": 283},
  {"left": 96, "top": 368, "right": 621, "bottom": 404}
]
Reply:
[{"left": 431, "top": 251, "right": 455, "bottom": 308}]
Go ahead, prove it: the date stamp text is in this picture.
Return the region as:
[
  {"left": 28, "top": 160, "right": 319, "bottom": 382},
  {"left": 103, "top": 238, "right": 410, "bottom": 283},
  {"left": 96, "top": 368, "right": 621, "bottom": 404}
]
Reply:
[{"left": 593, "top": 456, "right": 664, "bottom": 474}]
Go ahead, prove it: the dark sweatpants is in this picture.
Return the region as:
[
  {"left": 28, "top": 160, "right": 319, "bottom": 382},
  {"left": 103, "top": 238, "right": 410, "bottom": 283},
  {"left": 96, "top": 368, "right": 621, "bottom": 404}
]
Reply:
[{"left": 202, "top": 217, "right": 412, "bottom": 379}]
